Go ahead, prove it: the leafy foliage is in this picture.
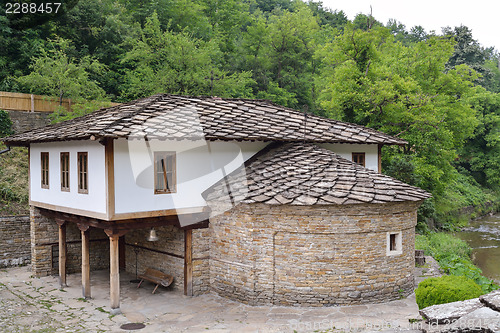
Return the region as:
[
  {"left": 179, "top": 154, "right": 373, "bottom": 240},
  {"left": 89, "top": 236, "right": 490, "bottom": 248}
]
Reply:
[
  {"left": 415, "top": 275, "right": 482, "bottom": 309},
  {"left": 0, "top": 110, "right": 13, "bottom": 137},
  {"left": 17, "top": 37, "right": 107, "bottom": 105},
  {"left": 0, "top": 0, "right": 497, "bottom": 224}
]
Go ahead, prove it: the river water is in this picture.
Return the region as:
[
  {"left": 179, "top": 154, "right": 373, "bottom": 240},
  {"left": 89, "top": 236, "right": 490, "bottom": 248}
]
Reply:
[{"left": 455, "top": 214, "right": 500, "bottom": 284}]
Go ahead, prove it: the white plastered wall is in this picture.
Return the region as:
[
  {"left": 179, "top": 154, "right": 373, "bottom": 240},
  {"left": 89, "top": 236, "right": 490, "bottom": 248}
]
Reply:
[
  {"left": 113, "top": 139, "right": 267, "bottom": 214},
  {"left": 320, "top": 143, "right": 379, "bottom": 172},
  {"left": 30, "top": 141, "right": 107, "bottom": 214}
]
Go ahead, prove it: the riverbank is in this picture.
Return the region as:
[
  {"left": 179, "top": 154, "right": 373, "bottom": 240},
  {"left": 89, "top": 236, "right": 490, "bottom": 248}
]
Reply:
[{"left": 455, "top": 213, "right": 500, "bottom": 284}]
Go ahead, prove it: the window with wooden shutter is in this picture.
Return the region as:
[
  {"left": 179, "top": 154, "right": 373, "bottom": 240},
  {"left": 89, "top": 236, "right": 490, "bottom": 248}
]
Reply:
[
  {"left": 60, "top": 152, "right": 70, "bottom": 191},
  {"left": 41, "top": 152, "right": 49, "bottom": 189},
  {"left": 154, "top": 152, "right": 176, "bottom": 194},
  {"left": 78, "top": 152, "right": 88, "bottom": 194}
]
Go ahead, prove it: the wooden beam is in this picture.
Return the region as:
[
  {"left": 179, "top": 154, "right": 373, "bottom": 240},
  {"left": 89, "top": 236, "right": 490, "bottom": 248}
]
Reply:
[
  {"left": 56, "top": 220, "right": 67, "bottom": 287},
  {"left": 105, "top": 139, "right": 115, "bottom": 220},
  {"left": 378, "top": 144, "right": 382, "bottom": 173},
  {"left": 80, "top": 228, "right": 91, "bottom": 299},
  {"left": 184, "top": 229, "right": 193, "bottom": 296},
  {"left": 38, "top": 208, "right": 209, "bottom": 231}
]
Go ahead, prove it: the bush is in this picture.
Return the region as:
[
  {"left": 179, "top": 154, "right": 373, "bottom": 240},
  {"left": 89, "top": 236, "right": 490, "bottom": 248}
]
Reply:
[
  {"left": 0, "top": 109, "right": 13, "bottom": 137},
  {"left": 416, "top": 275, "right": 482, "bottom": 309}
]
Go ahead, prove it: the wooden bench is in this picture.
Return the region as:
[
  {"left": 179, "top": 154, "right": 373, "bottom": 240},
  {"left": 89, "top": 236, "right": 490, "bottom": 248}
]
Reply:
[{"left": 137, "top": 268, "right": 174, "bottom": 294}]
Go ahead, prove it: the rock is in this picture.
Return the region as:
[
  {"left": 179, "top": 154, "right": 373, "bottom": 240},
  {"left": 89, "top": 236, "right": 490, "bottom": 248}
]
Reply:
[
  {"left": 480, "top": 290, "right": 500, "bottom": 312},
  {"left": 447, "top": 307, "right": 500, "bottom": 332},
  {"left": 420, "top": 298, "right": 484, "bottom": 324}
]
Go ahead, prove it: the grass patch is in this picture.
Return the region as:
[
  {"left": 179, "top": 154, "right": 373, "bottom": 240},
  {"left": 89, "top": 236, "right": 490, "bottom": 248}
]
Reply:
[{"left": 0, "top": 143, "right": 29, "bottom": 216}]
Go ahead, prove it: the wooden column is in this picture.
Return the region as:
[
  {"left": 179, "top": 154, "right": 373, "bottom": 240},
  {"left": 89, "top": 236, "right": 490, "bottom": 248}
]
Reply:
[
  {"left": 184, "top": 229, "right": 193, "bottom": 296},
  {"left": 105, "top": 229, "right": 128, "bottom": 312},
  {"left": 56, "top": 219, "right": 67, "bottom": 287},
  {"left": 378, "top": 144, "right": 382, "bottom": 173},
  {"left": 78, "top": 224, "right": 91, "bottom": 299}
]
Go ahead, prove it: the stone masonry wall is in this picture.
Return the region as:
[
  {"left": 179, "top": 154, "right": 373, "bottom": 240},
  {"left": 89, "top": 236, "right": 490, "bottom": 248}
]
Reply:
[
  {"left": 0, "top": 215, "right": 31, "bottom": 267},
  {"left": 124, "top": 225, "right": 210, "bottom": 295},
  {"left": 7, "top": 111, "right": 51, "bottom": 134},
  {"left": 30, "top": 207, "right": 109, "bottom": 277},
  {"left": 209, "top": 201, "right": 421, "bottom": 306}
]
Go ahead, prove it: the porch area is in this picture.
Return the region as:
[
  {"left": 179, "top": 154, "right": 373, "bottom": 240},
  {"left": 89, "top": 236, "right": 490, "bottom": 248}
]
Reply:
[{"left": 30, "top": 207, "right": 210, "bottom": 313}]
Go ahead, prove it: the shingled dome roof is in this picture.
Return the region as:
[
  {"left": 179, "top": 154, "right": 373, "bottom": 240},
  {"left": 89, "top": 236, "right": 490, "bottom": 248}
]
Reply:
[
  {"left": 203, "top": 142, "right": 431, "bottom": 206},
  {"left": 3, "top": 94, "right": 407, "bottom": 146}
]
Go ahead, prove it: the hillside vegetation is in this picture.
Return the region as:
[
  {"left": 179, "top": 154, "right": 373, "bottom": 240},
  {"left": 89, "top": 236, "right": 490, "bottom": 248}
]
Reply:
[{"left": 0, "top": 0, "right": 498, "bottom": 227}]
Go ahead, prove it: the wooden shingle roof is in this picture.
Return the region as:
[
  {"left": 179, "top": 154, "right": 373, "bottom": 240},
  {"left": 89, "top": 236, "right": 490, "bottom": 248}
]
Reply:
[
  {"left": 3, "top": 94, "right": 407, "bottom": 146},
  {"left": 203, "top": 142, "right": 431, "bottom": 206}
]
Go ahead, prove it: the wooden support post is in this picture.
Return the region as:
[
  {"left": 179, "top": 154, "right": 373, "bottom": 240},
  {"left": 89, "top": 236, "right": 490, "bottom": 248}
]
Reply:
[
  {"left": 378, "top": 144, "right": 382, "bottom": 173},
  {"left": 184, "top": 229, "right": 193, "bottom": 296},
  {"left": 56, "top": 219, "right": 67, "bottom": 287},
  {"left": 110, "top": 234, "right": 120, "bottom": 310},
  {"left": 79, "top": 225, "right": 91, "bottom": 299},
  {"left": 105, "top": 229, "right": 128, "bottom": 313}
]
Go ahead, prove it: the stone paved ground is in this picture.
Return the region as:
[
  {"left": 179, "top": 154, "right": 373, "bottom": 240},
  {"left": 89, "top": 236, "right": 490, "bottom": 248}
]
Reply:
[{"left": 0, "top": 266, "right": 427, "bottom": 333}]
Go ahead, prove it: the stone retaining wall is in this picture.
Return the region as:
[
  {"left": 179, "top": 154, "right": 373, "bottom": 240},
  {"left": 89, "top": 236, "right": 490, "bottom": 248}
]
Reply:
[
  {"left": 209, "top": 201, "right": 421, "bottom": 306},
  {"left": 7, "top": 111, "right": 51, "bottom": 134},
  {"left": 0, "top": 215, "right": 31, "bottom": 267},
  {"left": 30, "top": 207, "right": 109, "bottom": 277}
]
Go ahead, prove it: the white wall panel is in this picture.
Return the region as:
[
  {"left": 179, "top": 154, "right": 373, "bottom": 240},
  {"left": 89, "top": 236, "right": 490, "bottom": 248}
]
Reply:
[
  {"left": 320, "top": 143, "right": 379, "bottom": 172},
  {"left": 113, "top": 139, "right": 267, "bottom": 214},
  {"left": 30, "top": 141, "right": 107, "bottom": 214}
]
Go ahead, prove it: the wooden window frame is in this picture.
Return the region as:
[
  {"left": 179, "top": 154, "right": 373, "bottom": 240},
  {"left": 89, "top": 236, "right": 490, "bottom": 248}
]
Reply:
[
  {"left": 78, "top": 152, "right": 89, "bottom": 194},
  {"left": 41, "top": 152, "right": 49, "bottom": 189},
  {"left": 60, "top": 152, "right": 70, "bottom": 192},
  {"left": 386, "top": 231, "right": 402, "bottom": 256},
  {"left": 352, "top": 152, "right": 366, "bottom": 167},
  {"left": 154, "top": 151, "right": 176, "bottom": 194}
]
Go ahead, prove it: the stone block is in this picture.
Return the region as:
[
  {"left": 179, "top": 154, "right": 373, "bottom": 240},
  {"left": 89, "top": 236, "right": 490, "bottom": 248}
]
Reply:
[{"left": 420, "top": 298, "right": 484, "bottom": 324}]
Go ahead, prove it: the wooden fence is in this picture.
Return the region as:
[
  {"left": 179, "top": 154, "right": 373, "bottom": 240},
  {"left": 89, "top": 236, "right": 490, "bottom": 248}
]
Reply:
[
  {"left": 0, "top": 91, "right": 119, "bottom": 113},
  {"left": 0, "top": 91, "right": 72, "bottom": 113}
]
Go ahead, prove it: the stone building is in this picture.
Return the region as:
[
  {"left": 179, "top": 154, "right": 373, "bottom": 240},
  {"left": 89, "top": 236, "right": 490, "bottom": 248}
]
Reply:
[{"left": 1, "top": 94, "right": 430, "bottom": 311}]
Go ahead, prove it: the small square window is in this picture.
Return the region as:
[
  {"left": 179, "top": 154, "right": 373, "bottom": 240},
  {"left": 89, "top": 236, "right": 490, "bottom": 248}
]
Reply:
[
  {"left": 386, "top": 231, "right": 402, "bottom": 256},
  {"left": 154, "top": 152, "right": 176, "bottom": 194},
  {"left": 352, "top": 152, "right": 365, "bottom": 167}
]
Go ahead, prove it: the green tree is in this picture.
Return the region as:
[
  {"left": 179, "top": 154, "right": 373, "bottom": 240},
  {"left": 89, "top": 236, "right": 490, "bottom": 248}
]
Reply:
[
  {"left": 316, "top": 24, "right": 479, "bottom": 194},
  {"left": 458, "top": 89, "right": 500, "bottom": 189},
  {"left": 17, "top": 37, "right": 106, "bottom": 105},
  {"left": 120, "top": 13, "right": 254, "bottom": 99},
  {"left": 238, "top": 5, "right": 321, "bottom": 109}
]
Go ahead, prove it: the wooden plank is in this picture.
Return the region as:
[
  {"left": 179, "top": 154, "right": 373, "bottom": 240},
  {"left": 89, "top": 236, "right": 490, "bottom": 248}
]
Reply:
[
  {"left": 111, "top": 206, "right": 207, "bottom": 220},
  {"left": 378, "top": 144, "right": 382, "bottom": 173},
  {"left": 109, "top": 234, "right": 120, "bottom": 310},
  {"left": 81, "top": 229, "right": 91, "bottom": 299},
  {"left": 30, "top": 201, "right": 109, "bottom": 220},
  {"left": 105, "top": 139, "right": 115, "bottom": 219},
  {"left": 57, "top": 221, "right": 67, "bottom": 287},
  {"left": 184, "top": 229, "right": 193, "bottom": 296}
]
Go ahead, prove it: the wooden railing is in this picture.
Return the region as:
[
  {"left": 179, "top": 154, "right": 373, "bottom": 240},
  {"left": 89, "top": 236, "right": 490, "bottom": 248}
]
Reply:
[{"left": 0, "top": 91, "right": 119, "bottom": 113}]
